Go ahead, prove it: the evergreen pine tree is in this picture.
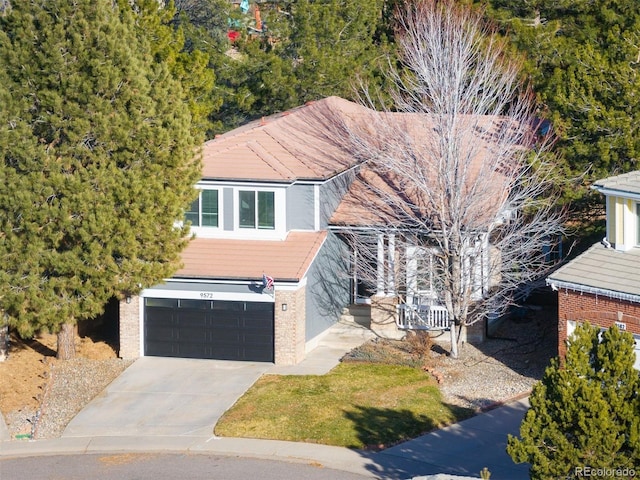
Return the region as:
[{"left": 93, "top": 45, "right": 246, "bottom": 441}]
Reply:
[
  {"left": 124, "top": 0, "right": 220, "bottom": 138},
  {"left": 0, "top": 0, "right": 200, "bottom": 358},
  {"left": 481, "top": 0, "right": 640, "bottom": 200},
  {"left": 507, "top": 323, "right": 640, "bottom": 479},
  {"left": 211, "top": 0, "right": 392, "bottom": 130}
]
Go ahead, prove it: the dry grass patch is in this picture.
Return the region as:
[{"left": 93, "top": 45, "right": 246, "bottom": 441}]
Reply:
[{"left": 215, "top": 362, "right": 472, "bottom": 449}]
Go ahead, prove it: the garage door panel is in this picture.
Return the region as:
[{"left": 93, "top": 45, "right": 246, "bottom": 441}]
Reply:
[
  {"left": 146, "top": 327, "right": 176, "bottom": 343},
  {"left": 243, "top": 332, "right": 273, "bottom": 343},
  {"left": 175, "top": 343, "right": 210, "bottom": 359},
  {"left": 145, "top": 308, "right": 173, "bottom": 324},
  {"left": 176, "top": 311, "right": 210, "bottom": 327},
  {"left": 176, "top": 328, "right": 210, "bottom": 343},
  {"left": 210, "top": 331, "right": 242, "bottom": 344},
  {"left": 210, "top": 315, "right": 243, "bottom": 329},
  {"left": 243, "top": 348, "right": 273, "bottom": 362},
  {"left": 146, "top": 341, "right": 179, "bottom": 357},
  {"left": 145, "top": 299, "right": 274, "bottom": 362},
  {"left": 247, "top": 323, "right": 274, "bottom": 335}
]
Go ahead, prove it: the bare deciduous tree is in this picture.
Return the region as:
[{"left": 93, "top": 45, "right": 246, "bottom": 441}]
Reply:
[{"left": 332, "top": 0, "right": 565, "bottom": 358}]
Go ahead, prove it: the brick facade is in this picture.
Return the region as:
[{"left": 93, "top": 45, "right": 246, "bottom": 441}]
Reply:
[
  {"left": 557, "top": 289, "right": 640, "bottom": 358},
  {"left": 119, "top": 296, "right": 141, "bottom": 360},
  {"left": 274, "top": 287, "right": 307, "bottom": 365}
]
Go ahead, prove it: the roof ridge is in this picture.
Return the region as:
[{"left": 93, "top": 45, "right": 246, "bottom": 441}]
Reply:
[{"left": 206, "top": 102, "right": 321, "bottom": 143}]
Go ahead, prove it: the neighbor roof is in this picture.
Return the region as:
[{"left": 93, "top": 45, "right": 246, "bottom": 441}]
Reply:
[
  {"left": 201, "top": 96, "right": 373, "bottom": 182},
  {"left": 547, "top": 243, "right": 640, "bottom": 302},
  {"left": 175, "top": 231, "right": 327, "bottom": 282},
  {"left": 592, "top": 170, "right": 640, "bottom": 196}
]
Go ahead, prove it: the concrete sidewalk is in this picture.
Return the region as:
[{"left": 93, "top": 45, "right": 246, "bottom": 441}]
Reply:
[{"left": 0, "top": 321, "right": 530, "bottom": 479}]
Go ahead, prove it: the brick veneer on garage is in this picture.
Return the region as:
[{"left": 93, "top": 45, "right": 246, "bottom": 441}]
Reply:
[
  {"left": 274, "top": 287, "right": 306, "bottom": 365},
  {"left": 557, "top": 290, "right": 640, "bottom": 358},
  {"left": 119, "top": 296, "right": 141, "bottom": 360}
]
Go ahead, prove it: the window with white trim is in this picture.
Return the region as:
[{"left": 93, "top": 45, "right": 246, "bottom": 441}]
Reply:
[
  {"left": 239, "top": 190, "right": 275, "bottom": 229},
  {"left": 186, "top": 190, "right": 219, "bottom": 227},
  {"left": 406, "top": 246, "right": 443, "bottom": 303}
]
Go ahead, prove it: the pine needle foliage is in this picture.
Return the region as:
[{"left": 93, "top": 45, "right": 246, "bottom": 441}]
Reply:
[
  {"left": 507, "top": 323, "right": 640, "bottom": 479},
  {"left": 0, "top": 0, "right": 201, "bottom": 338}
]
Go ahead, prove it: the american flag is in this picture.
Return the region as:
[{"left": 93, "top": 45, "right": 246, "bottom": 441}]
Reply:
[{"left": 262, "top": 273, "right": 274, "bottom": 290}]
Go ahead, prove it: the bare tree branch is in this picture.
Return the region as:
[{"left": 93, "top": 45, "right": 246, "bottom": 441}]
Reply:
[{"left": 330, "top": 0, "right": 566, "bottom": 358}]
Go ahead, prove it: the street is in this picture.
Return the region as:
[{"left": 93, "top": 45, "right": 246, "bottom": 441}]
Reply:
[{"left": 0, "top": 453, "right": 374, "bottom": 480}]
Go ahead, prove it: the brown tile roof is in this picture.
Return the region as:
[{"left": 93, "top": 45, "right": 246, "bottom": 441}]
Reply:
[
  {"left": 175, "top": 231, "right": 328, "bottom": 282},
  {"left": 547, "top": 243, "right": 640, "bottom": 301},
  {"left": 593, "top": 170, "right": 640, "bottom": 196},
  {"left": 331, "top": 115, "right": 518, "bottom": 227},
  {"left": 201, "top": 97, "right": 374, "bottom": 182}
]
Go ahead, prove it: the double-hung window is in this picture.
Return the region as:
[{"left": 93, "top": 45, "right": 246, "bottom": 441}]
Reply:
[
  {"left": 186, "top": 190, "right": 219, "bottom": 227},
  {"left": 239, "top": 190, "right": 275, "bottom": 229}
]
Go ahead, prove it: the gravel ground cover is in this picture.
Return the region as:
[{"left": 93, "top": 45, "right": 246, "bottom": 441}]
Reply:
[
  {"left": 5, "top": 358, "right": 131, "bottom": 440},
  {"left": 436, "top": 312, "right": 556, "bottom": 410}
]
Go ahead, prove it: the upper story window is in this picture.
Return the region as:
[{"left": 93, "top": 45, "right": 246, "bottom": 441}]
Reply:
[
  {"left": 239, "top": 190, "right": 275, "bottom": 229},
  {"left": 186, "top": 189, "right": 219, "bottom": 227}
]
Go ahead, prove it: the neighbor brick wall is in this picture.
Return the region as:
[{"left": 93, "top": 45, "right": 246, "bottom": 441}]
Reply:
[
  {"left": 557, "top": 290, "right": 640, "bottom": 358},
  {"left": 274, "top": 287, "right": 306, "bottom": 365},
  {"left": 119, "top": 296, "right": 141, "bottom": 360}
]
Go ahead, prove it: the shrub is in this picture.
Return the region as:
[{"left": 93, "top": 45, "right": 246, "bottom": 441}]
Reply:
[{"left": 507, "top": 323, "right": 640, "bottom": 479}]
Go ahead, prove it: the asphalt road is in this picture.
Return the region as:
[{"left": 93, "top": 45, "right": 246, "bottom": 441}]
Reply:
[{"left": 0, "top": 453, "right": 374, "bottom": 480}]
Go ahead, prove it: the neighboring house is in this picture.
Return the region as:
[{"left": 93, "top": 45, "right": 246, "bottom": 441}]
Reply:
[
  {"left": 118, "top": 97, "right": 516, "bottom": 365},
  {"left": 547, "top": 171, "right": 640, "bottom": 369}
]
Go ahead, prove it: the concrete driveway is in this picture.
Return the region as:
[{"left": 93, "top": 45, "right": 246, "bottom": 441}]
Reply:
[{"left": 62, "top": 357, "right": 271, "bottom": 438}]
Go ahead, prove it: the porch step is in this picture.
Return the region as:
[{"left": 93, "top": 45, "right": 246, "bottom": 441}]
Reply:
[{"left": 340, "top": 304, "right": 371, "bottom": 327}]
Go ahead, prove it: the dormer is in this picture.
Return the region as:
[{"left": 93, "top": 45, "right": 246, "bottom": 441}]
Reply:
[{"left": 592, "top": 171, "right": 640, "bottom": 252}]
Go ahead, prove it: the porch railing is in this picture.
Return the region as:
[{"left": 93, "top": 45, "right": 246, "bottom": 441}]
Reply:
[{"left": 396, "top": 304, "right": 450, "bottom": 331}]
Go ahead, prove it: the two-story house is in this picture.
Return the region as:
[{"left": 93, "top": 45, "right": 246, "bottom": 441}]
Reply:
[
  {"left": 117, "top": 97, "right": 366, "bottom": 365},
  {"left": 117, "top": 96, "right": 522, "bottom": 365},
  {"left": 547, "top": 171, "right": 640, "bottom": 368}
]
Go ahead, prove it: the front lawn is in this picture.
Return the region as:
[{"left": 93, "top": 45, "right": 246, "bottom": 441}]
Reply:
[{"left": 214, "top": 362, "right": 473, "bottom": 449}]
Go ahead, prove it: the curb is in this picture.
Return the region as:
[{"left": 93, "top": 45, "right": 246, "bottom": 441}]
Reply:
[{"left": 476, "top": 391, "right": 531, "bottom": 414}]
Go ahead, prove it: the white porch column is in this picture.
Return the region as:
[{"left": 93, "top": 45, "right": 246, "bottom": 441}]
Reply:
[
  {"left": 387, "top": 234, "right": 396, "bottom": 295},
  {"left": 377, "top": 234, "right": 385, "bottom": 295}
]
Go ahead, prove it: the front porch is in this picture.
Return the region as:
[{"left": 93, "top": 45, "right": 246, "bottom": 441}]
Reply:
[
  {"left": 349, "top": 232, "right": 454, "bottom": 335},
  {"left": 342, "top": 298, "right": 486, "bottom": 345}
]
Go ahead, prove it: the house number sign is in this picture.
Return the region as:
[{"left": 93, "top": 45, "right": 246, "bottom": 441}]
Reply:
[{"left": 615, "top": 321, "right": 627, "bottom": 331}]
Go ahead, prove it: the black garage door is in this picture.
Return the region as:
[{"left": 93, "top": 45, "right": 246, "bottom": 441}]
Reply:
[{"left": 144, "top": 298, "right": 274, "bottom": 362}]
